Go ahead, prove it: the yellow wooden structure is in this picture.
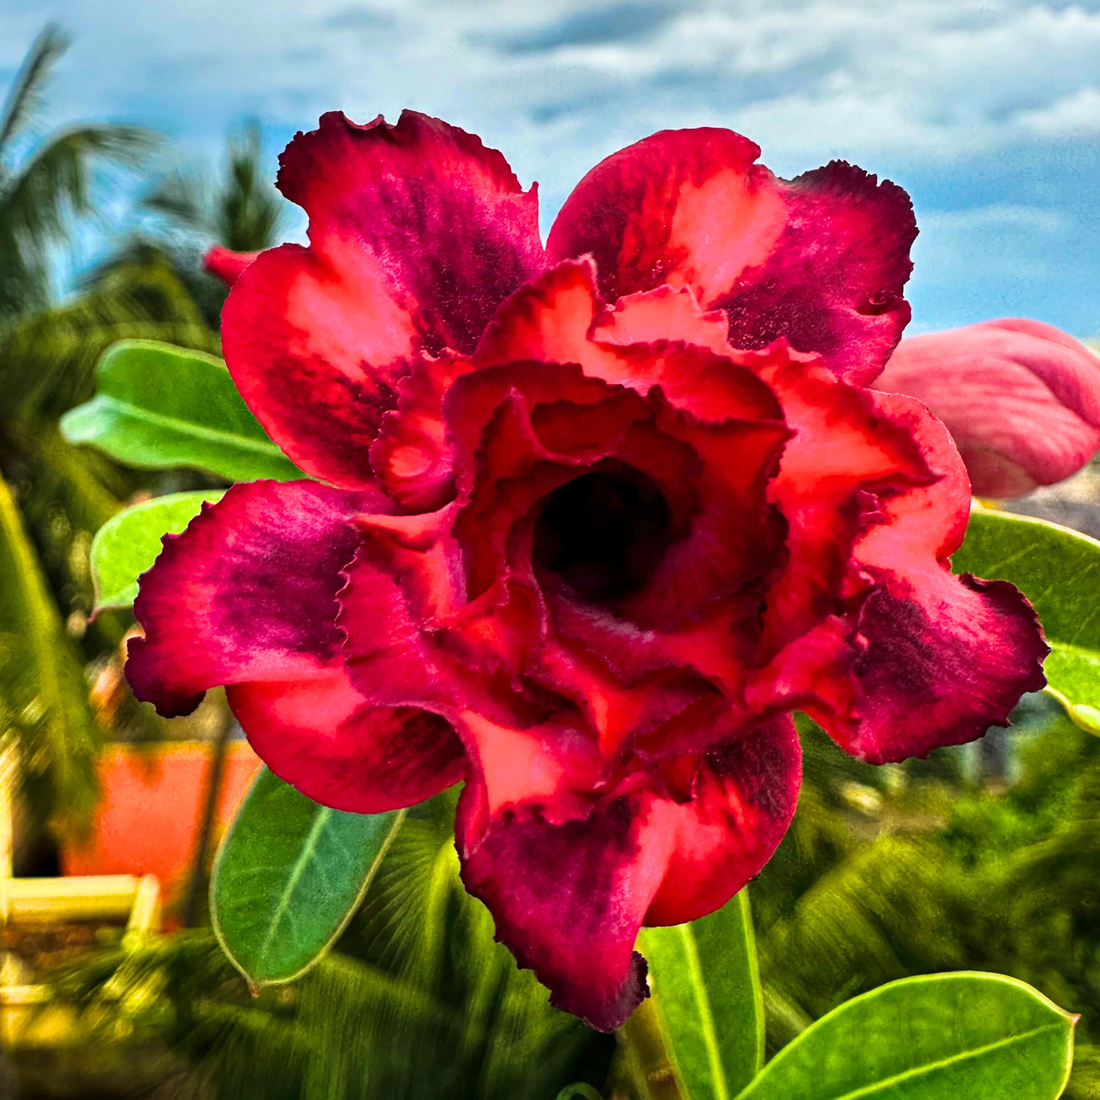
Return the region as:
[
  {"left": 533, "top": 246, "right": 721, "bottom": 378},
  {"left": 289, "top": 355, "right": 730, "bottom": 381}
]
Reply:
[{"left": 0, "top": 739, "right": 161, "bottom": 1046}]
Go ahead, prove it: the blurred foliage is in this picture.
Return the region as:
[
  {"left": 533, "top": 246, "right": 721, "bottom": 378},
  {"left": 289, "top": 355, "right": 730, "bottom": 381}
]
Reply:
[
  {"left": 753, "top": 701, "right": 1100, "bottom": 1100},
  {"left": 102, "top": 120, "right": 285, "bottom": 329},
  {"left": 0, "top": 24, "right": 285, "bottom": 837},
  {"left": 34, "top": 704, "right": 1100, "bottom": 1099},
  {"left": 47, "top": 790, "right": 614, "bottom": 1100},
  {"left": 0, "top": 24, "right": 149, "bottom": 321}
]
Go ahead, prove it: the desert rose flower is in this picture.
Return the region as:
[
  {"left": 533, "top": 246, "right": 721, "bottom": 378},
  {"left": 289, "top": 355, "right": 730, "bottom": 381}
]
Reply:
[
  {"left": 877, "top": 319, "right": 1100, "bottom": 498},
  {"left": 127, "top": 112, "right": 1047, "bottom": 1031}
]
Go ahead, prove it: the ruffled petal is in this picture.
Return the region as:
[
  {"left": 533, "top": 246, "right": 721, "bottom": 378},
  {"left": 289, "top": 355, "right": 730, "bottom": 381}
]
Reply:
[
  {"left": 877, "top": 319, "right": 1100, "bottom": 497},
  {"left": 454, "top": 716, "right": 800, "bottom": 1031},
  {"left": 127, "top": 480, "right": 385, "bottom": 716},
  {"left": 780, "top": 398, "right": 1048, "bottom": 762},
  {"left": 642, "top": 716, "right": 801, "bottom": 926},
  {"left": 126, "top": 480, "right": 464, "bottom": 812},
  {"left": 547, "top": 129, "right": 916, "bottom": 385},
  {"left": 221, "top": 111, "right": 545, "bottom": 488}
]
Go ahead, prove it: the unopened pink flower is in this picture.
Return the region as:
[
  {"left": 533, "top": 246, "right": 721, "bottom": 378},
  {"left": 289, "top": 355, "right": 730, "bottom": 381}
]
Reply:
[{"left": 877, "top": 319, "right": 1100, "bottom": 497}]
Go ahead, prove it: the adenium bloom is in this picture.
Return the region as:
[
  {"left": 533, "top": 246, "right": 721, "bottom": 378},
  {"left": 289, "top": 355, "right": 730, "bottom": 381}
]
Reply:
[
  {"left": 876, "top": 319, "right": 1100, "bottom": 498},
  {"left": 127, "top": 112, "right": 1047, "bottom": 1031}
]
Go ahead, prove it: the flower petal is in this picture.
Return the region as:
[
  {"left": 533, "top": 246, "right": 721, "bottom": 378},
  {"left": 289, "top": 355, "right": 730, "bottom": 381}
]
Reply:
[
  {"left": 454, "top": 716, "right": 800, "bottom": 1031},
  {"left": 547, "top": 129, "right": 916, "bottom": 384},
  {"left": 127, "top": 480, "right": 384, "bottom": 716},
  {"left": 126, "top": 479, "right": 464, "bottom": 811},
  {"left": 642, "top": 716, "right": 801, "bottom": 926},
  {"left": 773, "top": 398, "right": 1048, "bottom": 762},
  {"left": 227, "top": 676, "right": 464, "bottom": 813},
  {"left": 876, "top": 319, "right": 1100, "bottom": 497},
  {"left": 222, "top": 111, "right": 545, "bottom": 488}
]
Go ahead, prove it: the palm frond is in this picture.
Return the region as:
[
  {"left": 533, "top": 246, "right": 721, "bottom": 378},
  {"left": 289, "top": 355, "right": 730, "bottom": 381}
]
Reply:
[
  {"left": 217, "top": 121, "right": 282, "bottom": 252},
  {"left": 0, "top": 472, "right": 99, "bottom": 835},
  {"left": 0, "top": 23, "right": 70, "bottom": 158},
  {"left": 0, "top": 251, "right": 215, "bottom": 422}
]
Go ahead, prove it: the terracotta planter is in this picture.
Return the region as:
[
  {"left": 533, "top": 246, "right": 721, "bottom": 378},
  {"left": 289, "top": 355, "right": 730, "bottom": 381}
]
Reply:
[{"left": 60, "top": 741, "right": 262, "bottom": 908}]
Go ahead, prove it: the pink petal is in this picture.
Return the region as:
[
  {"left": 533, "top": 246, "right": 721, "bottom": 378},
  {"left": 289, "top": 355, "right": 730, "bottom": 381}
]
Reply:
[
  {"left": 765, "top": 397, "right": 1048, "bottom": 763},
  {"left": 221, "top": 111, "right": 545, "bottom": 488},
  {"left": 547, "top": 129, "right": 916, "bottom": 385},
  {"left": 877, "top": 319, "right": 1100, "bottom": 497}
]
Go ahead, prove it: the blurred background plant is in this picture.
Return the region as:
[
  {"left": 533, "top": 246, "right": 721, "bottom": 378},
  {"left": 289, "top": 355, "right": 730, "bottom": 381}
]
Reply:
[
  {"left": 25, "top": 700, "right": 1100, "bottom": 1100},
  {"left": 0, "top": 23, "right": 286, "bottom": 847}
]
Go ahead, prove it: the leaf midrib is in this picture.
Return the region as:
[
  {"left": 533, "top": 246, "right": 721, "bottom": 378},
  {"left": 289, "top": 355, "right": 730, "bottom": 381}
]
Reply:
[
  {"left": 255, "top": 807, "right": 332, "bottom": 963},
  {"left": 679, "top": 922, "right": 729, "bottom": 1100},
  {"left": 83, "top": 394, "right": 285, "bottom": 458}
]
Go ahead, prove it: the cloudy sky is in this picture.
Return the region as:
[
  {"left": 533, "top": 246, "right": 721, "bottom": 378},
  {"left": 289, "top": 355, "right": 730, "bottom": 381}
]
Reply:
[{"left": 4, "top": 0, "right": 1100, "bottom": 335}]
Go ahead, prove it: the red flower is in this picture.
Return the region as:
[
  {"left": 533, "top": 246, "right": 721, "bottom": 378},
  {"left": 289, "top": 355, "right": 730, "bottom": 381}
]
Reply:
[
  {"left": 877, "top": 319, "right": 1100, "bottom": 498},
  {"left": 127, "top": 112, "right": 1047, "bottom": 1031}
]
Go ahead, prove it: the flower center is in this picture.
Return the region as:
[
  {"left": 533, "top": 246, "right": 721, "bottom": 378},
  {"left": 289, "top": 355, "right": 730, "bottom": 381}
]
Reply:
[{"left": 533, "top": 461, "right": 673, "bottom": 604}]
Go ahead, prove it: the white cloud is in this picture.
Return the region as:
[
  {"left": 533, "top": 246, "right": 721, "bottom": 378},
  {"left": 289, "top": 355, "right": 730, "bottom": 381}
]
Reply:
[{"left": 1017, "top": 85, "right": 1100, "bottom": 136}]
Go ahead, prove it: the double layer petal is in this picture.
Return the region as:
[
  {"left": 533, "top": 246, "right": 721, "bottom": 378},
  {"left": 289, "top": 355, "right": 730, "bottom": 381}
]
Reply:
[
  {"left": 128, "top": 111, "right": 1052, "bottom": 1036},
  {"left": 547, "top": 129, "right": 916, "bottom": 386},
  {"left": 876, "top": 319, "right": 1100, "bottom": 497},
  {"left": 455, "top": 716, "right": 800, "bottom": 1031}
]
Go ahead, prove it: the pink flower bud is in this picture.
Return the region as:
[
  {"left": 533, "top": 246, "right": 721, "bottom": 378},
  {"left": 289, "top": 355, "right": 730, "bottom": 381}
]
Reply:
[
  {"left": 202, "top": 244, "right": 259, "bottom": 287},
  {"left": 877, "top": 319, "right": 1100, "bottom": 497}
]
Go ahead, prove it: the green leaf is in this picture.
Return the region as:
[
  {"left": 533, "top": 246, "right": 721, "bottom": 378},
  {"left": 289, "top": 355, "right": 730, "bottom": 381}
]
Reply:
[
  {"left": 951, "top": 508, "right": 1100, "bottom": 728},
  {"left": 90, "top": 489, "right": 225, "bottom": 610},
  {"left": 734, "top": 972, "right": 1074, "bottom": 1100},
  {"left": 60, "top": 339, "right": 305, "bottom": 481},
  {"left": 639, "top": 890, "right": 764, "bottom": 1100},
  {"left": 210, "top": 767, "right": 403, "bottom": 987}
]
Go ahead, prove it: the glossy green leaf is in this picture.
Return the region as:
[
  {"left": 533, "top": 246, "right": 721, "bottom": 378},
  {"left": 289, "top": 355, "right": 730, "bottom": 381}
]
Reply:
[
  {"left": 90, "top": 489, "right": 225, "bottom": 610},
  {"left": 60, "top": 339, "right": 305, "bottom": 481},
  {"left": 211, "top": 767, "right": 403, "bottom": 986},
  {"left": 735, "top": 972, "right": 1074, "bottom": 1100},
  {"left": 640, "top": 890, "right": 764, "bottom": 1100},
  {"left": 951, "top": 508, "right": 1100, "bottom": 727}
]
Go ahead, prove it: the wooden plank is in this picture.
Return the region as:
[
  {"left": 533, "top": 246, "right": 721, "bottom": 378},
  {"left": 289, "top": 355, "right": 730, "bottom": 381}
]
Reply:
[{"left": 7, "top": 875, "right": 139, "bottom": 921}]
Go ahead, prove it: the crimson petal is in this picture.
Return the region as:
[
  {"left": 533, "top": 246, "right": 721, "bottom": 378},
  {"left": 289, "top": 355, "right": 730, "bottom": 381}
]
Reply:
[
  {"left": 126, "top": 480, "right": 465, "bottom": 811},
  {"left": 454, "top": 716, "right": 800, "bottom": 1032},
  {"left": 547, "top": 129, "right": 916, "bottom": 385},
  {"left": 222, "top": 111, "right": 545, "bottom": 488},
  {"left": 790, "top": 398, "right": 1048, "bottom": 762}
]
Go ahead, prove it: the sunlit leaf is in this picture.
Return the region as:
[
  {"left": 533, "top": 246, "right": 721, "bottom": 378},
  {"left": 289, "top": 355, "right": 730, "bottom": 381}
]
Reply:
[
  {"left": 952, "top": 507, "right": 1100, "bottom": 730},
  {"left": 640, "top": 890, "right": 764, "bottom": 1100},
  {"left": 60, "top": 339, "right": 304, "bottom": 481},
  {"left": 90, "top": 489, "right": 224, "bottom": 610},
  {"left": 735, "top": 972, "right": 1074, "bottom": 1100}
]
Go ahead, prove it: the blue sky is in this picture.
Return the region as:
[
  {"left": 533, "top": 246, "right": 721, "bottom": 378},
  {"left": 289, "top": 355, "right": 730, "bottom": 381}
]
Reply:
[{"left": 5, "top": 0, "right": 1100, "bottom": 335}]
